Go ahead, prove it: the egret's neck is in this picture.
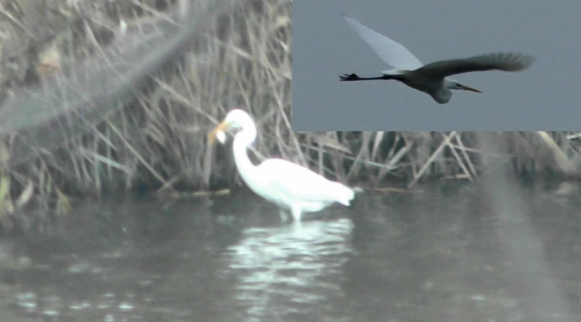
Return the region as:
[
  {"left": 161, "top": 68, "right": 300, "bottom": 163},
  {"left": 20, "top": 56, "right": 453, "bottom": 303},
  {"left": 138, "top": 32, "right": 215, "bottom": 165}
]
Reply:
[{"left": 232, "top": 124, "right": 259, "bottom": 186}]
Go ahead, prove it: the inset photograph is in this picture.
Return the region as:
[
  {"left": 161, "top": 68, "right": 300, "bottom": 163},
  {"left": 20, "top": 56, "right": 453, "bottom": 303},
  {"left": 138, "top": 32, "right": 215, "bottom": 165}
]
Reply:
[{"left": 293, "top": 0, "right": 579, "bottom": 131}]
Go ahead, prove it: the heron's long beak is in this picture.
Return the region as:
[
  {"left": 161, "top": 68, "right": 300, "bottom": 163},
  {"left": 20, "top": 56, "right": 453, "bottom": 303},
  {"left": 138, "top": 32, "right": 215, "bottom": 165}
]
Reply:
[
  {"left": 208, "top": 121, "right": 230, "bottom": 145},
  {"left": 459, "top": 84, "right": 482, "bottom": 93}
]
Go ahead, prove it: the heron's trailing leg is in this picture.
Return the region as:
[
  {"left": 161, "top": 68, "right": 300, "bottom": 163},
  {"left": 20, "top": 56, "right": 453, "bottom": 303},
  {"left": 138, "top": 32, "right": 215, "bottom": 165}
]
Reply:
[{"left": 339, "top": 73, "right": 394, "bottom": 81}]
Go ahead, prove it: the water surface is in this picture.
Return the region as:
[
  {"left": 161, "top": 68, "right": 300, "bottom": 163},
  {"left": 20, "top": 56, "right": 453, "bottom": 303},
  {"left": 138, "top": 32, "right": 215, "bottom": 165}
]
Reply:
[{"left": 0, "top": 182, "right": 580, "bottom": 321}]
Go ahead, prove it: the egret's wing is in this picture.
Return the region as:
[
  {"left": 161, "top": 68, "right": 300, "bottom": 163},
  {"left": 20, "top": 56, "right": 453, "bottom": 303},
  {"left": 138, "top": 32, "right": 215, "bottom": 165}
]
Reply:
[
  {"left": 416, "top": 53, "right": 535, "bottom": 78},
  {"left": 342, "top": 15, "right": 423, "bottom": 70},
  {"left": 257, "top": 159, "right": 352, "bottom": 204}
]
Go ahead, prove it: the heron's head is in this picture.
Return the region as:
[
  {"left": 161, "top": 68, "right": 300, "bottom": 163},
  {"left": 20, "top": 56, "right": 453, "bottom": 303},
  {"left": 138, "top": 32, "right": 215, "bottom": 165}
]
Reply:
[
  {"left": 450, "top": 80, "right": 482, "bottom": 93},
  {"left": 208, "top": 109, "right": 254, "bottom": 145}
]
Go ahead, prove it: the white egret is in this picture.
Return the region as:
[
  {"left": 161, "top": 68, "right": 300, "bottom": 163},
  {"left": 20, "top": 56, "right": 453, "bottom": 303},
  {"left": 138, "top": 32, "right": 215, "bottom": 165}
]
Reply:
[
  {"left": 340, "top": 15, "right": 535, "bottom": 104},
  {"left": 208, "top": 109, "right": 355, "bottom": 222}
]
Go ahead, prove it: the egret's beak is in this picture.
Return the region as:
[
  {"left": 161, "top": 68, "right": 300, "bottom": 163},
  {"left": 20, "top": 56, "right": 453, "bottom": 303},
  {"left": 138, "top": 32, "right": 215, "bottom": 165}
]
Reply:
[
  {"left": 208, "top": 121, "right": 230, "bottom": 145},
  {"left": 459, "top": 84, "right": 482, "bottom": 93}
]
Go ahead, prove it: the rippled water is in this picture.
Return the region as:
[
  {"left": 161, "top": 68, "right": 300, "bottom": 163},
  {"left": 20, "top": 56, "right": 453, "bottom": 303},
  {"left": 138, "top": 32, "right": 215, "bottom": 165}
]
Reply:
[
  {"left": 0, "top": 182, "right": 580, "bottom": 321},
  {"left": 220, "top": 219, "right": 354, "bottom": 321}
]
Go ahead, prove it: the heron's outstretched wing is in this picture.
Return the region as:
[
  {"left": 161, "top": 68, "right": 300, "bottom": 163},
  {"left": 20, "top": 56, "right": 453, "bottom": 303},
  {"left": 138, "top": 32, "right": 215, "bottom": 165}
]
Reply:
[
  {"left": 342, "top": 15, "right": 423, "bottom": 70},
  {"left": 416, "top": 53, "right": 535, "bottom": 78}
]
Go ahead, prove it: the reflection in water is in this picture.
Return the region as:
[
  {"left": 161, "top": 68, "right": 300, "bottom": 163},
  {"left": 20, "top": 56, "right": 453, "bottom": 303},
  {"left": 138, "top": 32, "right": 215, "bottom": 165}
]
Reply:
[
  {"left": 221, "top": 219, "right": 354, "bottom": 322},
  {"left": 0, "top": 183, "right": 581, "bottom": 321}
]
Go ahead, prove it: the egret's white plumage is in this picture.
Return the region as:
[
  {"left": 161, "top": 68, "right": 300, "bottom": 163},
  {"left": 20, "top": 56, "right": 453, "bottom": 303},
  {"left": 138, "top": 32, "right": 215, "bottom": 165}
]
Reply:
[
  {"left": 208, "top": 109, "right": 354, "bottom": 222},
  {"left": 340, "top": 15, "right": 535, "bottom": 104}
]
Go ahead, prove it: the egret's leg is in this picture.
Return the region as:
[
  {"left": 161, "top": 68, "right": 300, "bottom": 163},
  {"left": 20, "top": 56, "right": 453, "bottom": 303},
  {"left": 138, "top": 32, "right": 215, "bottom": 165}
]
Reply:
[
  {"left": 291, "top": 205, "right": 302, "bottom": 222},
  {"left": 279, "top": 209, "right": 289, "bottom": 222}
]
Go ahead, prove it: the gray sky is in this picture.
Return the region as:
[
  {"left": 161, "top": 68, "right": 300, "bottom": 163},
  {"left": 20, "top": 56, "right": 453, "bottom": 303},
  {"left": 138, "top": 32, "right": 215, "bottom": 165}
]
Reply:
[{"left": 292, "top": 0, "right": 581, "bottom": 131}]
